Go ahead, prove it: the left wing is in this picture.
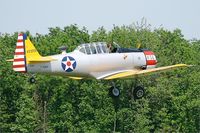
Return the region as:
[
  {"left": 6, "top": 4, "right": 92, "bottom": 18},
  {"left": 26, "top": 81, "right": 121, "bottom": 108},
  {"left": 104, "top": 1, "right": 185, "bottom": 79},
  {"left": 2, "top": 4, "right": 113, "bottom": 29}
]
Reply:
[{"left": 100, "top": 64, "right": 190, "bottom": 80}]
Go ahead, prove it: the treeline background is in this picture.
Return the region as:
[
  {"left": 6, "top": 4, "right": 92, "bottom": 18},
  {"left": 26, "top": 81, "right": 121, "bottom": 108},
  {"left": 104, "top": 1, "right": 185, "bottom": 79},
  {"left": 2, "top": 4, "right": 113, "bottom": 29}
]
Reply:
[{"left": 0, "top": 23, "right": 200, "bottom": 132}]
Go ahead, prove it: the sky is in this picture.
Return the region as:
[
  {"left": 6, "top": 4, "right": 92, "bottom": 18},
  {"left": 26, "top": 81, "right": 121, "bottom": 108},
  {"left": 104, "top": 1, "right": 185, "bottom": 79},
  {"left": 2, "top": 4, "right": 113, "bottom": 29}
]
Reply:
[{"left": 0, "top": 0, "right": 199, "bottom": 39}]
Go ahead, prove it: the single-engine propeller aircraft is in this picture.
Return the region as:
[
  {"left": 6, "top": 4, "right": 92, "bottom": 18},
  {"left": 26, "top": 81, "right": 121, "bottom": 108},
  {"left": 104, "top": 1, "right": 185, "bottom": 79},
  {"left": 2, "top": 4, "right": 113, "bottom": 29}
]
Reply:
[{"left": 7, "top": 33, "right": 190, "bottom": 99}]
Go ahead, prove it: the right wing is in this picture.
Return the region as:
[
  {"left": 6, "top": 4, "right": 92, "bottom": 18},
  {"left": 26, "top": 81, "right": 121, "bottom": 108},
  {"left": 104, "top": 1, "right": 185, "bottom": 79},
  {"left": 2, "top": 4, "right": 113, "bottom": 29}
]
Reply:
[{"left": 99, "top": 64, "right": 190, "bottom": 80}]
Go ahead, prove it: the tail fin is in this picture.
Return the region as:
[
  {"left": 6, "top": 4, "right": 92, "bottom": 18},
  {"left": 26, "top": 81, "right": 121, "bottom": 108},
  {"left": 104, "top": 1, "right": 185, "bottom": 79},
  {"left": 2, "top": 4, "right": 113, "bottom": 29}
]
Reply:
[
  {"left": 23, "top": 34, "right": 42, "bottom": 60},
  {"left": 12, "top": 33, "right": 41, "bottom": 73}
]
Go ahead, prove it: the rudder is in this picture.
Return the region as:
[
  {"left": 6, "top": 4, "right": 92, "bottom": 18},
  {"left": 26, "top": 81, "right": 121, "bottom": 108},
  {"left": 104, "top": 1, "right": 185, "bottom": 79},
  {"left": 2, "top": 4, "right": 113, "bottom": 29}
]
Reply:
[{"left": 13, "top": 34, "right": 27, "bottom": 72}]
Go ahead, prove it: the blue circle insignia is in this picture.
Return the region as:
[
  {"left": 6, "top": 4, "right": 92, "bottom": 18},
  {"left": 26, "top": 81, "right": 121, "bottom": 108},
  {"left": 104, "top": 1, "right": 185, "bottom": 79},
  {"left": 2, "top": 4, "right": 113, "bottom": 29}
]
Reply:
[{"left": 61, "top": 56, "right": 77, "bottom": 72}]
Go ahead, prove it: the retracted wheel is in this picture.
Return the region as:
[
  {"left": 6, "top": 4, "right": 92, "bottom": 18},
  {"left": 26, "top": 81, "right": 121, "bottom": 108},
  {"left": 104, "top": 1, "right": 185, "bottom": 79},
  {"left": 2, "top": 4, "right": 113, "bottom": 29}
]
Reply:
[
  {"left": 109, "top": 86, "right": 120, "bottom": 97},
  {"left": 133, "top": 86, "right": 145, "bottom": 99},
  {"left": 29, "top": 77, "right": 36, "bottom": 84}
]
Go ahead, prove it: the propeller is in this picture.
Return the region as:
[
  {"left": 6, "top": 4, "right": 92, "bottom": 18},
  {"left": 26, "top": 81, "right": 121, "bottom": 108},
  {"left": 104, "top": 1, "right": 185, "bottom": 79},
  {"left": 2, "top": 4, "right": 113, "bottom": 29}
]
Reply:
[{"left": 136, "top": 42, "right": 141, "bottom": 49}]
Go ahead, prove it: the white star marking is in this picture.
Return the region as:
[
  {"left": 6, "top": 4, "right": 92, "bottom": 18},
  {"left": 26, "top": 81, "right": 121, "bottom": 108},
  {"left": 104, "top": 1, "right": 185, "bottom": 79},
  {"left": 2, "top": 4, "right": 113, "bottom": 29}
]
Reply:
[{"left": 62, "top": 56, "right": 76, "bottom": 71}]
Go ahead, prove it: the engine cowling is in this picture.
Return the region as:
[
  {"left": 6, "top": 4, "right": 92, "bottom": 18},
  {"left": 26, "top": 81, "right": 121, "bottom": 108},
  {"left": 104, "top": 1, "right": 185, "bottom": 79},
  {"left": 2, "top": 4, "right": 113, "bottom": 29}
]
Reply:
[{"left": 143, "top": 50, "right": 157, "bottom": 69}]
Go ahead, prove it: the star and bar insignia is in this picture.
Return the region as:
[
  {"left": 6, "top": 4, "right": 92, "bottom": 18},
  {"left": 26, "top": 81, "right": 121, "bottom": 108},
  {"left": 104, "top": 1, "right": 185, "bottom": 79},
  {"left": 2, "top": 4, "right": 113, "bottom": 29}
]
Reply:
[{"left": 61, "top": 56, "right": 77, "bottom": 72}]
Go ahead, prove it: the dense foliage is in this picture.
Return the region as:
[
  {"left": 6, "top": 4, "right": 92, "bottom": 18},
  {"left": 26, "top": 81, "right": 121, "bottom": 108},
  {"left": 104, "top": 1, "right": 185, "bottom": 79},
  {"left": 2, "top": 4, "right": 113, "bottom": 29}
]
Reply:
[{"left": 0, "top": 24, "right": 200, "bottom": 132}]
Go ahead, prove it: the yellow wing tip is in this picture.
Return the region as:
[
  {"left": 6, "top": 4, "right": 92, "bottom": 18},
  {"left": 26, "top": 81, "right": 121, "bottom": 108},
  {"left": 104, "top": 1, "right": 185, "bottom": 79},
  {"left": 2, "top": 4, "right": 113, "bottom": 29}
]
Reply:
[{"left": 175, "top": 64, "right": 192, "bottom": 67}]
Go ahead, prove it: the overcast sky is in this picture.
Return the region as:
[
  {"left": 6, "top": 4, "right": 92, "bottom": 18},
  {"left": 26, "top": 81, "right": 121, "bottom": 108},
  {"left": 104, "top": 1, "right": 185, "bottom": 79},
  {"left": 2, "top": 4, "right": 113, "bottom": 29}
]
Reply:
[{"left": 0, "top": 0, "right": 199, "bottom": 39}]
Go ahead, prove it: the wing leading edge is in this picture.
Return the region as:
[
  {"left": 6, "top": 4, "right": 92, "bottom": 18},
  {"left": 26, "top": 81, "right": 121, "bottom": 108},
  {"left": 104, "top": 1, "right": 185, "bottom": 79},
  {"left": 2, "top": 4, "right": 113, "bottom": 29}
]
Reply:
[{"left": 100, "top": 64, "right": 190, "bottom": 80}]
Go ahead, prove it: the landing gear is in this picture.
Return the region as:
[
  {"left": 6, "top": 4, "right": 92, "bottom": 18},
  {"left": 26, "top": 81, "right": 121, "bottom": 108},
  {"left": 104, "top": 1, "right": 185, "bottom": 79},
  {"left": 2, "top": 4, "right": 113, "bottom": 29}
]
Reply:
[
  {"left": 29, "top": 76, "right": 36, "bottom": 84},
  {"left": 108, "top": 81, "right": 145, "bottom": 99},
  {"left": 132, "top": 86, "right": 145, "bottom": 99},
  {"left": 109, "top": 82, "right": 120, "bottom": 97},
  {"left": 109, "top": 86, "right": 120, "bottom": 97}
]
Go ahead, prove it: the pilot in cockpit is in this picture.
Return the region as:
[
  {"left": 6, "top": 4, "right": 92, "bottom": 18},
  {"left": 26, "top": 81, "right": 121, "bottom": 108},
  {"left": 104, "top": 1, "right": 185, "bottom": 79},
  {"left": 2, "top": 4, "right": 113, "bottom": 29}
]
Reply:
[{"left": 107, "top": 43, "right": 117, "bottom": 53}]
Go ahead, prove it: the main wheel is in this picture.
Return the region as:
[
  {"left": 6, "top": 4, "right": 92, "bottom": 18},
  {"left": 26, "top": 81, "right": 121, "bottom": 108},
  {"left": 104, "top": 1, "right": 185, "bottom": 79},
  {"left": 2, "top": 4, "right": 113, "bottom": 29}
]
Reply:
[
  {"left": 29, "top": 77, "right": 36, "bottom": 84},
  {"left": 109, "top": 86, "right": 120, "bottom": 97},
  {"left": 133, "top": 86, "right": 145, "bottom": 99}
]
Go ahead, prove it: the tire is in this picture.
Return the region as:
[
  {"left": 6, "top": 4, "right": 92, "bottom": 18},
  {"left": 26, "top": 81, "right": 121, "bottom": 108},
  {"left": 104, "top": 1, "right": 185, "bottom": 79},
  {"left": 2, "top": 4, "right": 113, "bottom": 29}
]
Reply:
[
  {"left": 133, "top": 86, "right": 145, "bottom": 99},
  {"left": 29, "top": 77, "right": 36, "bottom": 83},
  {"left": 109, "top": 86, "right": 120, "bottom": 97},
  {"left": 141, "top": 65, "right": 147, "bottom": 70}
]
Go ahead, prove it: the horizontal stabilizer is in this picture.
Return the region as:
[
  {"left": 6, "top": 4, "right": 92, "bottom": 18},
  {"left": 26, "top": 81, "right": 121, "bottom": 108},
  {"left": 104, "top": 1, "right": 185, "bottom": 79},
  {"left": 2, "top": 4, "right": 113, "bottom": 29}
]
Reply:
[
  {"left": 69, "top": 77, "right": 83, "bottom": 80},
  {"left": 28, "top": 57, "right": 57, "bottom": 63},
  {"left": 6, "top": 59, "right": 14, "bottom": 62},
  {"left": 6, "top": 57, "right": 57, "bottom": 63}
]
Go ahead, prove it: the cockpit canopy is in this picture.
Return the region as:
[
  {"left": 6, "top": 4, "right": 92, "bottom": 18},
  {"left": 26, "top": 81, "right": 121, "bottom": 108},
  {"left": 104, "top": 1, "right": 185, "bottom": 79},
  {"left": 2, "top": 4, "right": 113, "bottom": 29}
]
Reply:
[
  {"left": 75, "top": 42, "right": 110, "bottom": 55},
  {"left": 74, "top": 42, "right": 148, "bottom": 54}
]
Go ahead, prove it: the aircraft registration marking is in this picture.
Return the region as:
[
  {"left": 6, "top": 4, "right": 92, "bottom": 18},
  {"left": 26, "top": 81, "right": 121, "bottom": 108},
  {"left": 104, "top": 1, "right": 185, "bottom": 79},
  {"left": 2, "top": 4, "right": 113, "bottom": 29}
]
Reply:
[{"left": 27, "top": 49, "right": 37, "bottom": 53}]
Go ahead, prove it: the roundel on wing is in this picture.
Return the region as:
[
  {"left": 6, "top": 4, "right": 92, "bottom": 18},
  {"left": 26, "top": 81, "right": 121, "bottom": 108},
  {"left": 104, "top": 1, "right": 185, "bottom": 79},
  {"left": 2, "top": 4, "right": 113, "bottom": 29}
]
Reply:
[{"left": 61, "top": 56, "right": 77, "bottom": 72}]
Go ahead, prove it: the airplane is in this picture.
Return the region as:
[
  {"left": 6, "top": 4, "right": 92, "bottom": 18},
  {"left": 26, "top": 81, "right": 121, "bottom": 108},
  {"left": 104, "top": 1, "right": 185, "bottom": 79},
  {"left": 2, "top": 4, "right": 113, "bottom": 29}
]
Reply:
[{"left": 7, "top": 33, "right": 190, "bottom": 99}]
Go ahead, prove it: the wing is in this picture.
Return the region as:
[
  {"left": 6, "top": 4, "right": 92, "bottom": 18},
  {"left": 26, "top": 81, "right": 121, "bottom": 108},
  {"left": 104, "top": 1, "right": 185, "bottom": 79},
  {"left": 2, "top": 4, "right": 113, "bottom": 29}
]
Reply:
[{"left": 100, "top": 64, "right": 190, "bottom": 80}]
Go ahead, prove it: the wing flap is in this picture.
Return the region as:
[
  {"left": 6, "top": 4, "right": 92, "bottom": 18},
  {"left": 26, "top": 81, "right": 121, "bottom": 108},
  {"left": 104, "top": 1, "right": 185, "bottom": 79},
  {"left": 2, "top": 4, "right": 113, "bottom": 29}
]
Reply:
[{"left": 104, "top": 64, "right": 190, "bottom": 80}]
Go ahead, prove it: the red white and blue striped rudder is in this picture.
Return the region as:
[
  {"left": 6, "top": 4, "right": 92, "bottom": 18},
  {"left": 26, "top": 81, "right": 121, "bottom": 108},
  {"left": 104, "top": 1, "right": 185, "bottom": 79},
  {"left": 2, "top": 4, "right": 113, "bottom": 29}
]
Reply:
[{"left": 13, "top": 33, "right": 27, "bottom": 73}]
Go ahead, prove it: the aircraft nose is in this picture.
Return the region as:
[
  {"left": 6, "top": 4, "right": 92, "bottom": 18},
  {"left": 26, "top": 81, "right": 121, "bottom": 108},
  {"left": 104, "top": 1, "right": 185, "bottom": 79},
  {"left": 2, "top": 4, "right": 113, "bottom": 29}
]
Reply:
[{"left": 143, "top": 50, "right": 157, "bottom": 66}]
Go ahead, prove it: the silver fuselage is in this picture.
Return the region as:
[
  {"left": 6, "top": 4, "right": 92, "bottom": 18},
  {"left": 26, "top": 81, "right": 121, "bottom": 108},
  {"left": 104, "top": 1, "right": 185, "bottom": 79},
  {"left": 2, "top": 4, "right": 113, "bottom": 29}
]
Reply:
[{"left": 27, "top": 50, "right": 150, "bottom": 79}]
